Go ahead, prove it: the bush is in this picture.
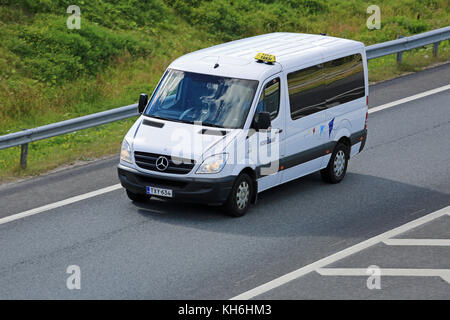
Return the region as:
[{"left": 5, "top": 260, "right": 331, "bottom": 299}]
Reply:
[
  {"left": 1, "top": 0, "right": 172, "bottom": 29},
  {"left": 283, "top": 0, "right": 329, "bottom": 14},
  {"left": 8, "top": 15, "right": 153, "bottom": 84},
  {"left": 384, "top": 16, "right": 429, "bottom": 35},
  {"left": 167, "top": 0, "right": 328, "bottom": 39}
]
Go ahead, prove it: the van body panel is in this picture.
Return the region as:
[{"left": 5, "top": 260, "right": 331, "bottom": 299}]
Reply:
[
  {"left": 252, "top": 72, "right": 286, "bottom": 192},
  {"left": 280, "top": 53, "right": 329, "bottom": 185}
]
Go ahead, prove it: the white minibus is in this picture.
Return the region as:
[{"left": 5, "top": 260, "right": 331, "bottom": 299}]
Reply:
[{"left": 118, "top": 32, "right": 368, "bottom": 216}]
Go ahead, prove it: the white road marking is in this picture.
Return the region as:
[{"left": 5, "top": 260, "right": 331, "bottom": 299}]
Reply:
[
  {"left": 230, "top": 206, "right": 450, "bottom": 300},
  {"left": 0, "top": 184, "right": 122, "bottom": 226},
  {"left": 368, "top": 84, "right": 450, "bottom": 114},
  {"left": 1, "top": 86, "right": 450, "bottom": 226},
  {"left": 317, "top": 268, "right": 450, "bottom": 283},
  {"left": 383, "top": 239, "right": 450, "bottom": 246}
]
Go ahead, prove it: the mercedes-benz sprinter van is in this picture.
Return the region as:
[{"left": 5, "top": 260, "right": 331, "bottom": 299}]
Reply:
[{"left": 118, "top": 32, "right": 368, "bottom": 217}]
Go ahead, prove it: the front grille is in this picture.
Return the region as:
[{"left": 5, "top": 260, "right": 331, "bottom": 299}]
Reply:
[{"left": 134, "top": 151, "right": 195, "bottom": 174}]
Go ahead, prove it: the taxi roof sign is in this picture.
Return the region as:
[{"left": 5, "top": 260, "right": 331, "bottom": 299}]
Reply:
[{"left": 255, "top": 52, "right": 276, "bottom": 63}]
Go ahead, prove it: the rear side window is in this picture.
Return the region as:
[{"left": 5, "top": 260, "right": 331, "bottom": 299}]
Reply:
[
  {"left": 324, "top": 54, "right": 365, "bottom": 107},
  {"left": 287, "top": 54, "right": 365, "bottom": 120},
  {"left": 287, "top": 65, "right": 326, "bottom": 120},
  {"left": 256, "top": 77, "right": 280, "bottom": 120}
]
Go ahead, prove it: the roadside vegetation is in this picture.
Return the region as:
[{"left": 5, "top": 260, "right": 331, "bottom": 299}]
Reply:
[{"left": 0, "top": 0, "right": 449, "bottom": 182}]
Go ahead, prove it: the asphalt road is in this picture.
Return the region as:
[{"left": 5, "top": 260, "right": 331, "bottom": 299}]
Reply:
[{"left": 0, "top": 63, "right": 449, "bottom": 299}]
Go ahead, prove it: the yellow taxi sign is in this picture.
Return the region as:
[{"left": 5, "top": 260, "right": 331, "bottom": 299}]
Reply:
[{"left": 255, "top": 52, "right": 276, "bottom": 63}]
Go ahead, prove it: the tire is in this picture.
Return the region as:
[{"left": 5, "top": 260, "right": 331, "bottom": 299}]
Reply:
[
  {"left": 320, "top": 142, "right": 349, "bottom": 184},
  {"left": 224, "top": 173, "right": 254, "bottom": 217},
  {"left": 126, "top": 189, "right": 148, "bottom": 202}
]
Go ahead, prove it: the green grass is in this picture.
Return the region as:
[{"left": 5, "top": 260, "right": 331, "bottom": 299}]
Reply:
[
  {"left": 0, "top": 0, "right": 449, "bottom": 183},
  {"left": 0, "top": 118, "right": 137, "bottom": 181}
]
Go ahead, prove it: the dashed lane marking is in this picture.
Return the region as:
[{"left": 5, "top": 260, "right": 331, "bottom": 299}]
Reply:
[
  {"left": 317, "top": 268, "right": 450, "bottom": 284},
  {"left": 383, "top": 239, "right": 450, "bottom": 246}
]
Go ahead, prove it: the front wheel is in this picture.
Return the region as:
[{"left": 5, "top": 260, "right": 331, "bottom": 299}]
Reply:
[
  {"left": 321, "top": 142, "right": 349, "bottom": 184},
  {"left": 224, "top": 173, "right": 254, "bottom": 217}
]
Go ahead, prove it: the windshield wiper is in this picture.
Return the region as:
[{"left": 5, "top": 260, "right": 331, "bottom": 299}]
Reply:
[
  {"left": 147, "top": 115, "right": 231, "bottom": 129},
  {"left": 201, "top": 122, "right": 224, "bottom": 129},
  {"left": 147, "top": 115, "right": 194, "bottom": 125}
]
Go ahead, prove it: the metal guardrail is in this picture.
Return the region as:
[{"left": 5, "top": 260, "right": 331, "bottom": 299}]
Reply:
[
  {"left": 0, "top": 103, "right": 138, "bottom": 168},
  {"left": 366, "top": 26, "right": 450, "bottom": 60},
  {"left": 1, "top": 26, "right": 449, "bottom": 168},
  {"left": 0, "top": 103, "right": 138, "bottom": 150}
]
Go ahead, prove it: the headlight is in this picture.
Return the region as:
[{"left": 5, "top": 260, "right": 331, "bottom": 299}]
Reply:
[
  {"left": 120, "top": 139, "right": 132, "bottom": 163},
  {"left": 196, "top": 153, "right": 228, "bottom": 174}
]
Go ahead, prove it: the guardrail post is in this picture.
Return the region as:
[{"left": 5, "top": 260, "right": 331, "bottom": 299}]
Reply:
[
  {"left": 396, "top": 35, "right": 405, "bottom": 63},
  {"left": 433, "top": 41, "right": 440, "bottom": 57},
  {"left": 20, "top": 129, "right": 28, "bottom": 169},
  {"left": 20, "top": 143, "right": 28, "bottom": 169}
]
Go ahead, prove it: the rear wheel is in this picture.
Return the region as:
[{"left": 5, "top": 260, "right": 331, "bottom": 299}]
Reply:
[
  {"left": 320, "top": 142, "right": 349, "bottom": 184},
  {"left": 224, "top": 173, "right": 254, "bottom": 217},
  {"left": 126, "top": 189, "right": 148, "bottom": 202}
]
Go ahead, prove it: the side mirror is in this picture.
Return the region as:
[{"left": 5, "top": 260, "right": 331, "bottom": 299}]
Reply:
[
  {"left": 254, "top": 112, "right": 271, "bottom": 131},
  {"left": 138, "top": 93, "right": 148, "bottom": 114}
]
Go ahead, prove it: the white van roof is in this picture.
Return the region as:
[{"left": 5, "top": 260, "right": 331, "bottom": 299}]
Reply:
[{"left": 169, "top": 32, "right": 365, "bottom": 81}]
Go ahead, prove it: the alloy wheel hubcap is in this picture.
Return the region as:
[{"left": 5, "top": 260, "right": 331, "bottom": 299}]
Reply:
[
  {"left": 236, "top": 181, "right": 249, "bottom": 210},
  {"left": 333, "top": 150, "right": 346, "bottom": 177}
]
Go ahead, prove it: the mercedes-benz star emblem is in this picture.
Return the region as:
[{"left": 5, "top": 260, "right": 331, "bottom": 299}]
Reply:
[{"left": 156, "top": 156, "right": 169, "bottom": 171}]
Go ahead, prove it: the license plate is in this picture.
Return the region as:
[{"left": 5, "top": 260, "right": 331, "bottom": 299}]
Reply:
[{"left": 146, "top": 186, "right": 173, "bottom": 198}]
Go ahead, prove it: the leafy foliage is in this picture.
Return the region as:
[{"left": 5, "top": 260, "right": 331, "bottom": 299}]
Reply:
[
  {"left": 0, "top": 0, "right": 448, "bottom": 180},
  {"left": 9, "top": 15, "right": 153, "bottom": 84}
]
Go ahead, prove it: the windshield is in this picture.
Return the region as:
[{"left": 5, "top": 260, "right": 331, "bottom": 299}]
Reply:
[{"left": 144, "top": 69, "right": 258, "bottom": 129}]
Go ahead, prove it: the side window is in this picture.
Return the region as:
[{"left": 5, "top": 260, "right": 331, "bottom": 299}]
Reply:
[
  {"left": 256, "top": 77, "right": 280, "bottom": 120},
  {"left": 287, "top": 64, "right": 325, "bottom": 120},
  {"left": 324, "top": 54, "right": 365, "bottom": 108}
]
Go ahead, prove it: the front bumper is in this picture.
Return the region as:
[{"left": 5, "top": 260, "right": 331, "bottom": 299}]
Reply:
[{"left": 118, "top": 164, "right": 235, "bottom": 205}]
